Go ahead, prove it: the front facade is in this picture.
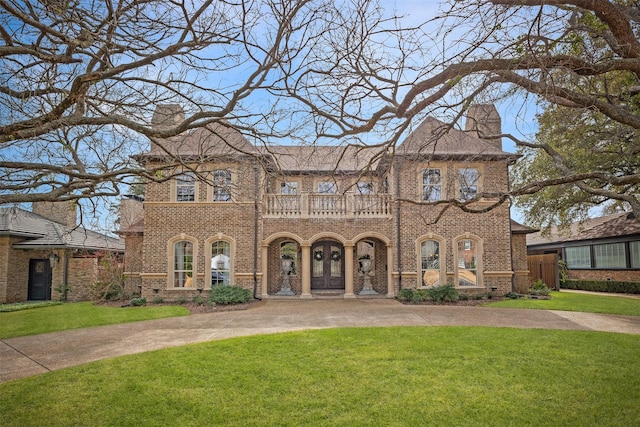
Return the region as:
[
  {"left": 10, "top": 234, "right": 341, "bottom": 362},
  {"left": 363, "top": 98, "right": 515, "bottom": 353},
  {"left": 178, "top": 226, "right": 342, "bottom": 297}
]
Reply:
[{"left": 125, "top": 104, "right": 529, "bottom": 301}]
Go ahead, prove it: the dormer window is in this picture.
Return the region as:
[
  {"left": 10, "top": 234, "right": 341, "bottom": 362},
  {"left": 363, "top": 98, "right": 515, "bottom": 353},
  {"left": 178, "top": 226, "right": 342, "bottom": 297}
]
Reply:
[{"left": 212, "top": 169, "right": 232, "bottom": 201}]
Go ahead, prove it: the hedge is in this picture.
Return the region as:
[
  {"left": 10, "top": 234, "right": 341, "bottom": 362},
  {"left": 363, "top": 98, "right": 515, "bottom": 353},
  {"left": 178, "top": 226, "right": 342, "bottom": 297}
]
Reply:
[{"left": 562, "top": 279, "right": 640, "bottom": 294}]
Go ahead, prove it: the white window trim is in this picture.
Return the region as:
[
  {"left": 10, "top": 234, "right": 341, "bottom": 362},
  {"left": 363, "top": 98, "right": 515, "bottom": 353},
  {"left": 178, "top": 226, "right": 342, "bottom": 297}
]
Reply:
[
  {"left": 205, "top": 234, "right": 236, "bottom": 288},
  {"left": 172, "top": 169, "right": 198, "bottom": 202},
  {"left": 167, "top": 234, "right": 199, "bottom": 289},
  {"left": 415, "top": 234, "right": 447, "bottom": 288},
  {"left": 209, "top": 169, "right": 233, "bottom": 202},
  {"left": 416, "top": 162, "right": 448, "bottom": 201},
  {"left": 453, "top": 233, "right": 484, "bottom": 289}
]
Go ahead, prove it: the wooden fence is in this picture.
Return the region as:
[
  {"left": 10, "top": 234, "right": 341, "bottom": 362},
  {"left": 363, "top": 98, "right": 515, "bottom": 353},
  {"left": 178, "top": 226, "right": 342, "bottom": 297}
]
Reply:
[{"left": 527, "top": 254, "right": 559, "bottom": 290}]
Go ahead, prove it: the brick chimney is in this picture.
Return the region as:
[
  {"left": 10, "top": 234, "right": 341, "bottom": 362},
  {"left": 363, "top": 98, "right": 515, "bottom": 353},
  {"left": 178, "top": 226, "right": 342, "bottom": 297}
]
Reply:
[
  {"left": 152, "top": 104, "right": 184, "bottom": 129},
  {"left": 119, "top": 196, "right": 144, "bottom": 231},
  {"left": 32, "top": 201, "right": 77, "bottom": 227},
  {"left": 465, "top": 104, "right": 502, "bottom": 151}
]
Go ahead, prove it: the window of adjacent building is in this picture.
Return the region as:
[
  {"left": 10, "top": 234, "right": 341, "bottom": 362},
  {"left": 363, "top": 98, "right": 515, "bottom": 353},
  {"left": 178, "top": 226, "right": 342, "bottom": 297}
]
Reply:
[
  {"left": 174, "top": 241, "right": 194, "bottom": 287},
  {"left": 456, "top": 239, "right": 478, "bottom": 286},
  {"left": 458, "top": 168, "right": 479, "bottom": 201},
  {"left": 631, "top": 241, "right": 640, "bottom": 268},
  {"left": 422, "top": 169, "right": 442, "bottom": 201},
  {"left": 280, "top": 241, "right": 298, "bottom": 275},
  {"left": 280, "top": 182, "right": 298, "bottom": 195},
  {"left": 176, "top": 171, "right": 196, "bottom": 202},
  {"left": 565, "top": 246, "right": 591, "bottom": 269},
  {"left": 212, "top": 169, "right": 232, "bottom": 201},
  {"left": 211, "top": 240, "right": 231, "bottom": 285},
  {"left": 357, "top": 182, "right": 374, "bottom": 195},
  {"left": 421, "top": 240, "right": 441, "bottom": 287},
  {"left": 594, "top": 243, "right": 626, "bottom": 269}
]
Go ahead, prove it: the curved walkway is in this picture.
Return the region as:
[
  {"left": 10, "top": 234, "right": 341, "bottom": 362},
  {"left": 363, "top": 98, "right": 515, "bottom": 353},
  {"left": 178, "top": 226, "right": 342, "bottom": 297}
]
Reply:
[{"left": 2, "top": 299, "right": 640, "bottom": 383}]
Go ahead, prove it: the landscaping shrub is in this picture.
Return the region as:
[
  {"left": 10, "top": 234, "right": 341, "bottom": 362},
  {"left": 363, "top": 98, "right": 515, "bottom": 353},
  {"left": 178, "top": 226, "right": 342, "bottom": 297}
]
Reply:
[
  {"left": 397, "top": 288, "right": 414, "bottom": 302},
  {"left": 177, "top": 295, "right": 188, "bottom": 305},
  {"left": 209, "top": 285, "right": 252, "bottom": 305},
  {"left": 130, "top": 297, "right": 146, "bottom": 306},
  {"left": 193, "top": 296, "right": 205, "bottom": 305},
  {"left": 426, "top": 284, "right": 458, "bottom": 303},
  {"left": 529, "top": 279, "right": 551, "bottom": 296},
  {"left": 562, "top": 279, "right": 640, "bottom": 294}
]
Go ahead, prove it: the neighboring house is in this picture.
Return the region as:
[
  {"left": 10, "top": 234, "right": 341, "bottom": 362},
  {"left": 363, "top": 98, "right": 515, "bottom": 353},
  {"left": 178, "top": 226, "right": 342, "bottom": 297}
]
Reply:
[
  {"left": 527, "top": 212, "right": 640, "bottom": 283},
  {"left": 120, "top": 104, "right": 532, "bottom": 300},
  {"left": 0, "top": 202, "right": 124, "bottom": 303}
]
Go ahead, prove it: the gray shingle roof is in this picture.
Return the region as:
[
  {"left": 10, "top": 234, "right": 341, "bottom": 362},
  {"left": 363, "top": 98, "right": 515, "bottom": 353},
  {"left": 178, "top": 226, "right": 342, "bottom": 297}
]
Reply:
[{"left": 0, "top": 207, "right": 123, "bottom": 251}]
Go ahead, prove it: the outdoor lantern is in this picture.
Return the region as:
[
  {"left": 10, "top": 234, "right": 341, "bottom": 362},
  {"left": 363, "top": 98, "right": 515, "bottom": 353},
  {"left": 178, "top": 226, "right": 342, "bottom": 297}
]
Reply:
[{"left": 48, "top": 252, "right": 60, "bottom": 269}]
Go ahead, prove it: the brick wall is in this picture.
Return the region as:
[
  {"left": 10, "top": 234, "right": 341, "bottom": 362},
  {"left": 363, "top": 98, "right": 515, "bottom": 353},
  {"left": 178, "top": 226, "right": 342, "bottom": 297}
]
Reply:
[{"left": 568, "top": 269, "right": 640, "bottom": 283}]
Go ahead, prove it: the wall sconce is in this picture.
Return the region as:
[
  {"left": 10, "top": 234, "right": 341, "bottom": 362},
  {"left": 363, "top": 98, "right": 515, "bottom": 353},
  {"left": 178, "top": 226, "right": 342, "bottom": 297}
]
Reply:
[{"left": 48, "top": 252, "right": 60, "bottom": 269}]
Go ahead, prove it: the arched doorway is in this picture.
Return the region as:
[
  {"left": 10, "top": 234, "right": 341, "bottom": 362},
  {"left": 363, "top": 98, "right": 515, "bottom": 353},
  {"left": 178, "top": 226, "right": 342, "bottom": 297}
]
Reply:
[{"left": 311, "top": 240, "right": 344, "bottom": 290}]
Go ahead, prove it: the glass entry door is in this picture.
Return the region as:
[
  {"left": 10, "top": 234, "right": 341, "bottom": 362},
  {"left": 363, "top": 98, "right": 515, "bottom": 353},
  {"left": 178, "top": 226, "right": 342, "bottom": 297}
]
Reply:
[{"left": 311, "top": 241, "right": 344, "bottom": 289}]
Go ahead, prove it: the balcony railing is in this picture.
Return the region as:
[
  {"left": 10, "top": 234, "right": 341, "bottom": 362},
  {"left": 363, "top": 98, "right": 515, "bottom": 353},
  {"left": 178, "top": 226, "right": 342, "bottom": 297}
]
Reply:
[{"left": 264, "top": 193, "right": 392, "bottom": 218}]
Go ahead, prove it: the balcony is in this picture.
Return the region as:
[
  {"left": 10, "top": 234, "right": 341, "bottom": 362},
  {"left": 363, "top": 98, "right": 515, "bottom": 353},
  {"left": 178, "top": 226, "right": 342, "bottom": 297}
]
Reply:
[{"left": 264, "top": 193, "right": 392, "bottom": 218}]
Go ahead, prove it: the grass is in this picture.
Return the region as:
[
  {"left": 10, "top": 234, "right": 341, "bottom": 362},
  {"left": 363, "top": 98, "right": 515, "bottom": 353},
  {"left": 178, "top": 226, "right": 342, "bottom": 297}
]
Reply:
[
  {"left": 486, "top": 291, "right": 640, "bottom": 316},
  {"left": 1, "top": 327, "right": 638, "bottom": 426},
  {"left": 0, "top": 301, "right": 189, "bottom": 339}
]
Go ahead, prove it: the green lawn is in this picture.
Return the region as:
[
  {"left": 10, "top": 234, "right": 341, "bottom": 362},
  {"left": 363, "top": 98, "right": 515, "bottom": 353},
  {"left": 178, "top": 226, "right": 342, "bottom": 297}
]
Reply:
[
  {"left": 485, "top": 291, "right": 640, "bottom": 316},
  {"left": 0, "top": 301, "right": 189, "bottom": 339},
  {"left": 1, "top": 327, "right": 638, "bottom": 426}
]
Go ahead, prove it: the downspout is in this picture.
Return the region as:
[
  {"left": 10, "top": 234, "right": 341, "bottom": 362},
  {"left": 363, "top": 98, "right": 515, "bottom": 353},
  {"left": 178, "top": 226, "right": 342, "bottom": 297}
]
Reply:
[
  {"left": 395, "top": 159, "right": 402, "bottom": 290},
  {"left": 252, "top": 164, "right": 261, "bottom": 300},
  {"left": 62, "top": 250, "right": 69, "bottom": 301}
]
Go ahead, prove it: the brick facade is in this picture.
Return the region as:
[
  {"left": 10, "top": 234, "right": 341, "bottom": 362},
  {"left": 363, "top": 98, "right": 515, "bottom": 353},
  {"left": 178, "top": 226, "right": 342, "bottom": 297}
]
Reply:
[{"left": 128, "top": 105, "right": 529, "bottom": 301}]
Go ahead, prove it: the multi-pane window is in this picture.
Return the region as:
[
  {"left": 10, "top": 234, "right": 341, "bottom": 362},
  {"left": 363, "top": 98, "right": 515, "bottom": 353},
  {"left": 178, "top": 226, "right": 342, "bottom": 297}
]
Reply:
[
  {"left": 565, "top": 246, "right": 591, "bottom": 269},
  {"left": 317, "top": 181, "right": 337, "bottom": 194},
  {"left": 176, "top": 171, "right": 196, "bottom": 202},
  {"left": 421, "top": 240, "right": 441, "bottom": 287},
  {"left": 457, "top": 239, "right": 478, "bottom": 286},
  {"left": 422, "top": 169, "right": 441, "bottom": 201},
  {"left": 211, "top": 241, "right": 231, "bottom": 285},
  {"left": 631, "top": 241, "right": 640, "bottom": 268},
  {"left": 458, "top": 168, "right": 479, "bottom": 201},
  {"left": 174, "top": 241, "right": 193, "bottom": 287},
  {"left": 594, "top": 243, "right": 627, "bottom": 268},
  {"left": 280, "top": 182, "right": 298, "bottom": 195},
  {"left": 212, "top": 170, "right": 232, "bottom": 201},
  {"left": 357, "top": 182, "right": 374, "bottom": 195}
]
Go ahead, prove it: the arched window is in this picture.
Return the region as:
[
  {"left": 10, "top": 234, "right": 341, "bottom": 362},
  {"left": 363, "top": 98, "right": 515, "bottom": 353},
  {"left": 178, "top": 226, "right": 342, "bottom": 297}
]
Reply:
[
  {"left": 454, "top": 235, "right": 483, "bottom": 287},
  {"left": 174, "top": 241, "right": 194, "bottom": 287},
  {"left": 420, "top": 240, "right": 441, "bottom": 287},
  {"left": 416, "top": 234, "right": 446, "bottom": 288},
  {"left": 211, "top": 240, "right": 231, "bottom": 285}
]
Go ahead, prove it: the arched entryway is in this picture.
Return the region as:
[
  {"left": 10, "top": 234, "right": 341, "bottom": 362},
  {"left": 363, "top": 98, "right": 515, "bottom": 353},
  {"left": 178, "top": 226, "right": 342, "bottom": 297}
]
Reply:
[{"left": 311, "top": 240, "right": 344, "bottom": 290}]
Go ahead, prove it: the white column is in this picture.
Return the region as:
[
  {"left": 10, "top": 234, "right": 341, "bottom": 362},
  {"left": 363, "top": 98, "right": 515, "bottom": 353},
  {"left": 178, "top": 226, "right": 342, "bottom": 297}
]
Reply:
[
  {"left": 301, "top": 243, "right": 312, "bottom": 298},
  {"left": 261, "top": 245, "right": 269, "bottom": 298},
  {"left": 386, "top": 243, "right": 395, "bottom": 298}
]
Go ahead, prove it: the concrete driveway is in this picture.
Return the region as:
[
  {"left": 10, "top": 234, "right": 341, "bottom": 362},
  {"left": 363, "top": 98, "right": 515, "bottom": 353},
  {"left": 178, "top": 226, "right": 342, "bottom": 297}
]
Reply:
[{"left": 2, "top": 299, "right": 640, "bottom": 383}]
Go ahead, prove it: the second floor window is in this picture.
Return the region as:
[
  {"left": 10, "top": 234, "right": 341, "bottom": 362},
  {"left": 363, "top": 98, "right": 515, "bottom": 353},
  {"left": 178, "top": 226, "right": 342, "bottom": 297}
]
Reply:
[
  {"left": 317, "top": 181, "right": 337, "bottom": 194},
  {"left": 176, "top": 171, "right": 196, "bottom": 202},
  {"left": 281, "top": 182, "right": 298, "bottom": 195},
  {"left": 458, "top": 168, "right": 479, "bottom": 201},
  {"left": 213, "top": 170, "right": 231, "bottom": 201},
  {"left": 357, "top": 182, "right": 374, "bottom": 195},
  {"left": 422, "top": 169, "right": 442, "bottom": 201}
]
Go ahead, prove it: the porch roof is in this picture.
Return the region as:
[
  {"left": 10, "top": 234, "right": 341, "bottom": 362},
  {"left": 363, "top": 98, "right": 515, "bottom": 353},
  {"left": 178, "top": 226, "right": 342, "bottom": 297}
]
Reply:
[{"left": 1, "top": 207, "right": 123, "bottom": 252}]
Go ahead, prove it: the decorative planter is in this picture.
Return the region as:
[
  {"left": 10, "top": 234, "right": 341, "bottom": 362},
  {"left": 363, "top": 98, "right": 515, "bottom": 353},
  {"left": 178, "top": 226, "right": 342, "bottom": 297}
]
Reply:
[
  {"left": 358, "top": 258, "right": 377, "bottom": 295},
  {"left": 276, "top": 258, "right": 295, "bottom": 296}
]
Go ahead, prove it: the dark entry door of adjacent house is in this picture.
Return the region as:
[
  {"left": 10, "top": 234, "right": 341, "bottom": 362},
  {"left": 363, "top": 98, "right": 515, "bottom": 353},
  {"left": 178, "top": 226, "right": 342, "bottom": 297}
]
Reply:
[
  {"left": 311, "top": 241, "right": 344, "bottom": 289},
  {"left": 28, "top": 259, "right": 52, "bottom": 300}
]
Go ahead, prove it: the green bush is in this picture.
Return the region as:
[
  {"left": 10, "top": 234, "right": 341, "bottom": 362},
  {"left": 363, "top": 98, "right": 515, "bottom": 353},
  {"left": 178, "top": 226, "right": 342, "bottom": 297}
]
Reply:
[
  {"left": 397, "top": 288, "right": 414, "bottom": 302},
  {"left": 193, "top": 296, "right": 205, "bottom": 305},
  {"left": 209, "top": 285, "right": 252, "bottom": 305},
  {"left": 177, "top": 296, "right": 188, "bottom": 305},
  {"left": 152, "top": 297, "right": 164, "bottom": 304},
  {"left": 529, "top": 279, "right": 551, "bottom": 296},
  {"left": 427, "top": 284, "right": 458, "bottom": 303},
  {"left": 130, "top": 297, "right": 146, "bottom": 306},
  {"left": 562, "top": 279, "right": 640, "bottom": 294}
]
